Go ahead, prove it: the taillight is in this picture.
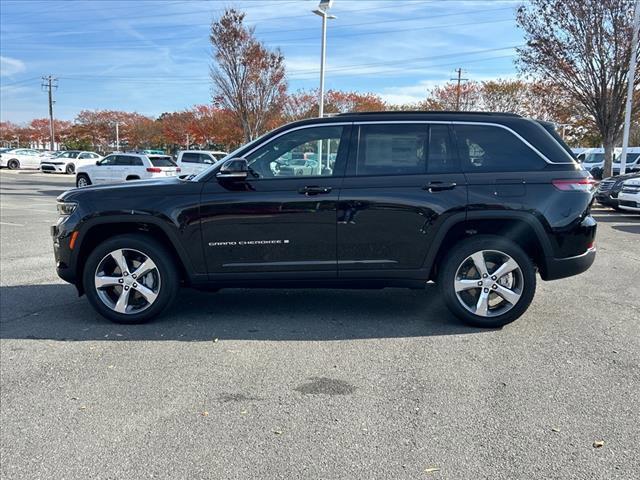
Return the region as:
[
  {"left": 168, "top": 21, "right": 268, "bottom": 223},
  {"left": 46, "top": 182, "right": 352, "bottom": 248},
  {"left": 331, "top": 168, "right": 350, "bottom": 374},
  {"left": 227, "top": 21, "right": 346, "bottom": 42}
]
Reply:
[
  {"left": 176, "top": 167, "right": 181, "bottom": 172},
  {"left": 146, "top": 167, "right": 162, "bottom": 173},
  {"left": 552, "top": 178, "right": 597, "bottom": 192}
]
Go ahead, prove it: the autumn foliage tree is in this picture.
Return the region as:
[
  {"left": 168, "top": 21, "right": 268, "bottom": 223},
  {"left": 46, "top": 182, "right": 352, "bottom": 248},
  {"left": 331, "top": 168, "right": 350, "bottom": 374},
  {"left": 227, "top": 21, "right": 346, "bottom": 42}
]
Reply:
[
  {"left": 283, "top": 89, "right": 387, "bottom": 122},
  {"left": 210, "top": 9, "right": 287, "bottom": 142},
  {"left": 516, "top": 0, "right": 640, "bottom": 177}
]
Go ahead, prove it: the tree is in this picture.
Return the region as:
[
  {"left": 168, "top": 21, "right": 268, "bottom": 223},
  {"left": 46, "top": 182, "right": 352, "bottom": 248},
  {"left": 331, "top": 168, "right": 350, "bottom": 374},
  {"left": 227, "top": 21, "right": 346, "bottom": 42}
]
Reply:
[
  {"left": 424, "top": 81, "right": 482, "bottom": 111},
  {"left": 283, "top": 89, "right": 387, "bottom": 122},
  {"left": 210, "top": 9, "right": 287, "bottom": 142},
  {"left": 0, "top": 121, "right": 20, "bottom": 147},
  {"left": 516, "top": 0, "right": 640, "bottom": 177},
  {"left": 479, "top": 79, "right": 529, "bottom": 114},
  {"left": 159, "top": 111, "right": 193, "bottom": 148}
]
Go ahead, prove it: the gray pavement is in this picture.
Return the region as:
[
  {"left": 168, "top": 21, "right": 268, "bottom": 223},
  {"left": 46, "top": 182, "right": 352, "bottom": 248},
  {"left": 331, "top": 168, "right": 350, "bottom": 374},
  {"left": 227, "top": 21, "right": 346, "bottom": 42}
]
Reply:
[{"left": 1, "top": 169, "right": 639, "bottom": 479}]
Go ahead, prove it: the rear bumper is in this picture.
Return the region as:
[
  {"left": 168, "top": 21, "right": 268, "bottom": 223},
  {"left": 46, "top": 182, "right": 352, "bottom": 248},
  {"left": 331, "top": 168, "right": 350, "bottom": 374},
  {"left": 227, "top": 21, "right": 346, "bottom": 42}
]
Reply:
[{"left": 543, "top": 246, "right": 596, "bottom": 280}]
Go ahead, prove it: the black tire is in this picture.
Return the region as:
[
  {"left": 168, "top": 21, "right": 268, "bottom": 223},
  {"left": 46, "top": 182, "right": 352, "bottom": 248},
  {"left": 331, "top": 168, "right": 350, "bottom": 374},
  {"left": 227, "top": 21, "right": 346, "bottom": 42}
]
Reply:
[
  {"left": 7, "top": 159, "right": 20, "bottom": 170},
  {"left": 65, "top": 163, "right": 75, "bottom": 174},
  {"left": 439, "top": 235, "right": 536, "bottom": 328},
  {"left": 126, "top": 176, "right": 140, "bottom": 181},
  {"left": 76, "top": 174, "right": 91, "bottom": 187},
  {"left": 82, "top": 234, "right": 180, "bottom": 324}
]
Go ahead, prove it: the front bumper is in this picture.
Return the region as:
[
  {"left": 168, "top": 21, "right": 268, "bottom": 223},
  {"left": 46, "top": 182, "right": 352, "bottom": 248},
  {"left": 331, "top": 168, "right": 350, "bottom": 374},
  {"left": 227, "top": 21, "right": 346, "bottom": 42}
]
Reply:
[
  {"left": 41, "top": 163, "right": 66, "bottom": 173},
  {"left": 543, "top": 246, "right": 596, "bottom": 280},
  {"left": 595, "top": 193, "right": 619, "bottom": 207}
]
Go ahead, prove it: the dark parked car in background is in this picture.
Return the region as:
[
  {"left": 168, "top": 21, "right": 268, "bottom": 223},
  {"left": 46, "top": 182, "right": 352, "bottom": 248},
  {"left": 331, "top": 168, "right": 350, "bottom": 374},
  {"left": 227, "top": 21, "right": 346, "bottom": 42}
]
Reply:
[
  {"left": 595, "top": 172, "right": 640, "bottom": 210},
  {"left": 52, "top": 111, "right": 597, "bottom": 328}
]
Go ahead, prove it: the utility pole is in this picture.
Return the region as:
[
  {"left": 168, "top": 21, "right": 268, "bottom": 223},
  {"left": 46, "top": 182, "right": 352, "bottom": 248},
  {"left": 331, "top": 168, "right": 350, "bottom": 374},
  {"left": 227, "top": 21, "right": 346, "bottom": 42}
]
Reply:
[
  {"left": 186, "top": 133, "right": 190, "bottom": 148},
  {"left": 451, "top": 68, "right": 468, "bottom": 111},
  {"left": 41, "top": 75, "right": 58, "bottom": 151},
  {"left": 619, "top": 0, "right": 640, "bottom": 176},
  {"left": 115, "top": 122, "right": 120, "bottom": 151}
]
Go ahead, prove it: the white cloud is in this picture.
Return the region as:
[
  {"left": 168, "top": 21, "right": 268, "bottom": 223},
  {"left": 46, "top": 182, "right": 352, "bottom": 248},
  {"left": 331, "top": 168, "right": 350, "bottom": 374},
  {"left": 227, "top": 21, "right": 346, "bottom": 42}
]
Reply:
[
  {"left": 378, "top": 80, "right": 441, "bottom": 105},
  {"left": 0, "top": 56, "right": 26, "bottom": 77}
]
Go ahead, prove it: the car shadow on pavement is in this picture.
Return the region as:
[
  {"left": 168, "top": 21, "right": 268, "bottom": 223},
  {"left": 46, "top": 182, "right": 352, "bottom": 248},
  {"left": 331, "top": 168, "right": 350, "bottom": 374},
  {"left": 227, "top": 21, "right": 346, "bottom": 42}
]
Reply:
[
  {"left": 612, "top": 224, "right": 640, "bottom": 234},
  {"left": 0, "top": 283, "right": 489, "bottom": 342},
  {"left": 591, "top": 213, "right": 639, "bottom": 223}
]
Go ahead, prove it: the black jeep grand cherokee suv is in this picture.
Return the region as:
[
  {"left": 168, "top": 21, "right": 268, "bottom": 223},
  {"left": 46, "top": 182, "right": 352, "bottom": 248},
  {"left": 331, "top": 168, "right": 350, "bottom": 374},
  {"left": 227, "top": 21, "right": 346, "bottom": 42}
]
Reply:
[{"left": 52, "top": 112, "right": 596, "bottom": 328}]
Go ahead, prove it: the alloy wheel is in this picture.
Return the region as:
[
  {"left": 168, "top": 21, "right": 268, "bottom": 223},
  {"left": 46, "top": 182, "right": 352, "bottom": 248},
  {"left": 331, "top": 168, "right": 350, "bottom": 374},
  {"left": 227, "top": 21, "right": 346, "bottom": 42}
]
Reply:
[
  {"left": 454, "top": 249, "right": 524, "bottom": 318},
  {"left": 77, "top": 176, "right": 88, "bottom": 187},
  {"left": 94, "top": 248, "right": 161, "bottom": 315}
]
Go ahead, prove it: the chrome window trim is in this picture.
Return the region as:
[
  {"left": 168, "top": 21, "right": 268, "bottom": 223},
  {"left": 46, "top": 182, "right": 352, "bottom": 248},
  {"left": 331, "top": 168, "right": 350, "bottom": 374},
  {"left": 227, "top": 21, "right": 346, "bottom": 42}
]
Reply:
[
  {"left": 351, "top": 120, "right": 575, "bottom": 164},
  {"left": 198, "top": 118, "right": 574, "bottom": 181}
]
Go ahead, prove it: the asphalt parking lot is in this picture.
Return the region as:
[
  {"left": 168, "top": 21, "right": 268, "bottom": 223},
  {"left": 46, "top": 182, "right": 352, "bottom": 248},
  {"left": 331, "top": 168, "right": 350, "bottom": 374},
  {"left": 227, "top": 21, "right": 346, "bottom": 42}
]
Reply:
[{"left": 1, "top": 169, "right": 639, "bottom": 480}]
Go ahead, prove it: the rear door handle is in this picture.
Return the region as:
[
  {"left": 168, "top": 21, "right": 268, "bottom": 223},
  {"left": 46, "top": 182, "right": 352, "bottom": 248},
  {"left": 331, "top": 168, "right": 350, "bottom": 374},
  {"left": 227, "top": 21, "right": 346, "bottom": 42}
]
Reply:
[
  {"left": 423, "top": 181, "right": 457, "bottom": 192},
  {"left": 299, "top": 185, "right": 333, "bottom": 195}
]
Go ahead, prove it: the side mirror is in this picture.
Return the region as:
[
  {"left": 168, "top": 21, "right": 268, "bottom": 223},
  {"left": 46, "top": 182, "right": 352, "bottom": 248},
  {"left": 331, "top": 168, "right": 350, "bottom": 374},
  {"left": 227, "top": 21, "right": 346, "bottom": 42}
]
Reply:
[
  {"left": 216, "top": 158, "right": 249, "bottom": 180},
  {"left": 96, "top": 160, "right": 101, "bottom": 166}
]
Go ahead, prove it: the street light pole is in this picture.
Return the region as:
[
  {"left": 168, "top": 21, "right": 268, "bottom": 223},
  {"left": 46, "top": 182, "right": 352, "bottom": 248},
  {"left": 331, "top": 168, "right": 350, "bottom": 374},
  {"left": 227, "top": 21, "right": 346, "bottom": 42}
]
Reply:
[
  {"left": 116, "top": 122, "right": 120, "bottom": 151},
  {"left": 313, "top": 1, "right": 335, "bottom": 175},
  {"left": 313, "top": 1, "right": 336, "bottom": 118},
  {"left": 319, "top": 12, "right": 327, "bottom": 119},
  {"left": 619, "top": 0, "right": 640, "bottom": 175}
]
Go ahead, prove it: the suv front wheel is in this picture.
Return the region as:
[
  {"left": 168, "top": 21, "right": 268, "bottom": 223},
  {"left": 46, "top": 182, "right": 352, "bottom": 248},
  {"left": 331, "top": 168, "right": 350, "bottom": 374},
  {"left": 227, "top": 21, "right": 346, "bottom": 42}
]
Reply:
[
  {"left": 439, "top": 235, "right": 536, "bottom": 328},
  {"left": 82, "top": 234, "right": 179, "bottom": 323}
]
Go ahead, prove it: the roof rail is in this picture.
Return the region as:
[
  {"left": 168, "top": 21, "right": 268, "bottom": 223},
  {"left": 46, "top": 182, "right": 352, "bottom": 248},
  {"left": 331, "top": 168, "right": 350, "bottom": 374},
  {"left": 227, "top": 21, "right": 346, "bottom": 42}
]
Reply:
[{"left": 336, "top": 110, "right": 522, "bottom": 117}]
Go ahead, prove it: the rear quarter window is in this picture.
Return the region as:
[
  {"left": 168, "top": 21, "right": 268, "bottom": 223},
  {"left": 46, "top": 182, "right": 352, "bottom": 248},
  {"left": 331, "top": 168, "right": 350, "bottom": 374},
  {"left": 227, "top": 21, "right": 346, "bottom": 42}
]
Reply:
[{"left": 454, "top": 124, "right": 546, "bottom": 173}]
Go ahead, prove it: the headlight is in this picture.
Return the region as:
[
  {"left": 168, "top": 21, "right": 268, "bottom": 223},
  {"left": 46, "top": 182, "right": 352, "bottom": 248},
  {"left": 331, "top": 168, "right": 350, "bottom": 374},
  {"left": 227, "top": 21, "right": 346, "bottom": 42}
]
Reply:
[{"left": 57, "top": 202, "right": 77, "bottom": 216}]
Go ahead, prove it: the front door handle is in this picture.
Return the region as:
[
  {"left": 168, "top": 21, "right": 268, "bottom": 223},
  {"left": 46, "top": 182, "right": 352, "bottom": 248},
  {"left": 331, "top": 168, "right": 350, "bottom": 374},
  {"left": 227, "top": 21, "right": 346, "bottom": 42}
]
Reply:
[
  {"left": 423, "top": 181, "right": 457, "bottom": 192},
  {"left": 299, "top": 186, "right": 332, "bottom": 195}
]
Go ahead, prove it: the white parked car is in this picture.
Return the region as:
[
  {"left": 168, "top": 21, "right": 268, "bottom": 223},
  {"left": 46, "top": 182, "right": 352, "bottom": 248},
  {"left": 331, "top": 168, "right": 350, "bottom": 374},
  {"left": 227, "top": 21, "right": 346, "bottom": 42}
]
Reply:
[
  {"left": 176, "top": 150, "right": 227, "bottom": 176},
  {"left": 75, "top": 153, "right": 180, "bottom": 187},
  {"left": 617, "top": 178, "right": 640, "bottom": 213},
  {"left": 0, "top": 148, "right": 43, "bottom": 169},
  {"left": 40, "top": 150, "right": 103, "bottom": 174}
]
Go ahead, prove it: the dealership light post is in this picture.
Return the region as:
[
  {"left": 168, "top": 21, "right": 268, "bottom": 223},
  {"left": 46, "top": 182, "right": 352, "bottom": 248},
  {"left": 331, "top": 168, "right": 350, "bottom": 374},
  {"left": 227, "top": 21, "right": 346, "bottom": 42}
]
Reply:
[
  {"left": 619, "top": 0, "right": 640, "bottom": 175},
  {"left": 313, "top": 0, "right": 336, "bottom": 119},
  {"left": 313, "top": 0, "right": 335, "bottom": 174}
]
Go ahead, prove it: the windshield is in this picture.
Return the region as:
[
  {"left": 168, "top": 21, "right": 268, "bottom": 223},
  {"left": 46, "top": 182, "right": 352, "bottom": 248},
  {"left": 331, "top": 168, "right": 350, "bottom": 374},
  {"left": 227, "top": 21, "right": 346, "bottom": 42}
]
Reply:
[
  {"left": 583, "top": 153, "right": 604, "bottom": 163},
  {"left": 613, "top": 152, "right": 640, "bottom": 163}
]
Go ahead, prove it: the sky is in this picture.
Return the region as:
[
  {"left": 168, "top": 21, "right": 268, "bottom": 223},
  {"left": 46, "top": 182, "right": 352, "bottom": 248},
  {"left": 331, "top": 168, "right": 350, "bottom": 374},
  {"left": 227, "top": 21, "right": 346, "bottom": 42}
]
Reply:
[{"left": 0, "top": 0, "right": 524, "bottom": 123}]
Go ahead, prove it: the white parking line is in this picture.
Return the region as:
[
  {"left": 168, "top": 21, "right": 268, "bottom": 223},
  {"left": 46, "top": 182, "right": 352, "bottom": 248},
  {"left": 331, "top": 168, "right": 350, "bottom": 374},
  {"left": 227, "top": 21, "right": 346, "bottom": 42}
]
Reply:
[{"left": 0, "top": 221, "right": 24, "bottom": 227}]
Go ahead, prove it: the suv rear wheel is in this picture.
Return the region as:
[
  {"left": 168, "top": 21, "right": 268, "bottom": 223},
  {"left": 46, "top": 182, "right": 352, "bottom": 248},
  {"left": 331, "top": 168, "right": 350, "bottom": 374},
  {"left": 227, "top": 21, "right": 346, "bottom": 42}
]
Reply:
[
  {"left": 82, "top": 234, "right": 179, "bottom": 324},
  {"left": 7, "top": 159, "right": 20, "bottom": 170},
  {"left": 439, "top": 235, "right": 536, "bottom": 328}
]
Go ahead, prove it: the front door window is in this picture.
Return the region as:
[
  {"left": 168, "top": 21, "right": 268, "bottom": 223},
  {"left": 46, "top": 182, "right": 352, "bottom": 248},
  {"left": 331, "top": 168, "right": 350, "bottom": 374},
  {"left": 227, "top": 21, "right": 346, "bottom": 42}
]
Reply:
[{"left": 245, "top": 126, "right": 344, "bottom": 179}]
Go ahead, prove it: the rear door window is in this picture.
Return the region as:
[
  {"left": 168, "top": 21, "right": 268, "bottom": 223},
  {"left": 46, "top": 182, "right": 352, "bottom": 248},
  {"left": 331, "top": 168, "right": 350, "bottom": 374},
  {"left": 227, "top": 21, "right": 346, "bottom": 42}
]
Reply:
[
  {"left": 454, "top": 124, "right": 546, "bottom": 172},
  {"left": 116, "top": 155, "right": 142, "bottom": 166},
  {"left": 350, "top": 124, "right": 457, "bottom": 176},
  {"left": 354, "top": 124, "right": 428, "bottom": 176}
]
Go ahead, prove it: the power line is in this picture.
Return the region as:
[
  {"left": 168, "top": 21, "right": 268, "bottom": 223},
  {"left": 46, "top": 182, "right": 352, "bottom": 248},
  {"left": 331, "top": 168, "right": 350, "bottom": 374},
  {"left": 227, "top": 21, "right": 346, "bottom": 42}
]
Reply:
[
  {"left": 1, "top": 4, "right": 515, "bottom": 40},
  {"left": 3, "top": 17, "right": 515, "bottom": 51}
]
